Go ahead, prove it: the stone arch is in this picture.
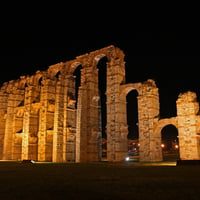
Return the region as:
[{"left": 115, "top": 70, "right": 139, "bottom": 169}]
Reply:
[
  {"left": 152, "top": 118, "right": 179, "bottom": 161},
  {"left": 119, "top": 79, "right": 161, "bottom": 162},
  {"left": 120, "top": 83, "right": 141, "bottom": 100},
  {"left": 47, "top": 62, "right": 64, "bottom": 79},
  {"left": 55, "top": 71, "right": 61, "bottom": 79},
  {"left": 31, "top": 71, "right": 45, "bottom": 86},
  {"left": 64, "top": 61, "right": 83, "bottom": 75},
  {"left": 38, "top": 77, "right": 43, "bottom": 86},
  {"left": 14, "top": 77, "right": 27, "bottom": 90},
  {"left": 73, "top": 45, "right": 126, "bottom": 162},
  {"left": 94, "top": 54, "right": 107, "bottom": 64},
  {"left": 96, "top": 55, "right": 108, "bottom": 141},
  {"left": 153, "top": 117, "right": 178, "bottom": 138},
  {"left": 89, "top": 45, "right": 125, "bottom": 65}
]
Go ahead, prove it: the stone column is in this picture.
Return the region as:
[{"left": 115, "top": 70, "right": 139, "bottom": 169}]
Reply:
[
  {"left": 65, "top": 75, "right": 76, "bottom": 162},
  {"left": 3, "top": 95, "right": 15, "bottom": 160},
  {"left": 106, "top": 57, "right": 127, "bottom": 162},
  {"left": 3, "top": 83, "right": 19, "bottom": 160},
  {"left": 137, "top": 80, "right": 161, "bottom": 162},
  {"left": 38, "top": 79, "right": 51, "bottom": 161},
  {"left": 86, "top": 67, "right": 101, "bottom": 162},
  {"left": 75, "top": 84, "right": 88, "bottom": 162},
  {"left": 52, "top": 75, "right": 65, "bottom": 162},
  {"left": 21, "top": 86, "right": 33, "bottom": 160},
  {"left": 76, "top": 63, "right": 101, "bottom": 162},
  {"left": 0, "top": 85, "right": 9, "bottom": 159},
  {"left": 12, "top": 88, "right": 25, "bottom": 160},
  {"left": 62, "top": 76, "right": 68, "bottom": 162},
  {"left": 177, "top": 91, "right": 200, "bottom": 160}
]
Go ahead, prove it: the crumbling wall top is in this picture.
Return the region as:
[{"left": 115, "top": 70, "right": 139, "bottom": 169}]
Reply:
[
  {"left": 0, "top": 45, "right": 124, "bottom": 91},
  {"left": 177, "top": 91, "right": 197, "bottom": 103}
]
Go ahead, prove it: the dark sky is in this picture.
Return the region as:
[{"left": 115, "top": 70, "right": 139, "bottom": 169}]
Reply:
[{"left": 0, "top": 31, "right": 200, "bottom": 119}]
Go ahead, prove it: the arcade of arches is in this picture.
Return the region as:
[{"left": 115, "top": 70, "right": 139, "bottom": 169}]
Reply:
[{"left": 0, "top": 45, "right": 200, "bottom": 162}]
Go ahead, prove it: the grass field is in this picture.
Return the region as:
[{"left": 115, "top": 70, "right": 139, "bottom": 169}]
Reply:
[{"left": 0, "top": 161, "right": 200, "bottom": 200}]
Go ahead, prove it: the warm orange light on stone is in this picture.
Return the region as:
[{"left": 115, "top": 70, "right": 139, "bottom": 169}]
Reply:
[{"left": 0, "top": 46, "right": 199, "bottom": 163}]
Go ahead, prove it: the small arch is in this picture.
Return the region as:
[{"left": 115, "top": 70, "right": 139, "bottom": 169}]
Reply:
[
  {"left": 55, "top": 71, "right": 61, "bottom": 79},
  {"left": 119, "top": 83, "right": 142, "bottom": 101},
  {"left": 161, "top": 124, "right": 179, "bottom": 161},
  {"left": 94, "top": 54, "right": 107, "bottom": 64},
  {"left": 70, "top": 62, "right": 83, "bottom": 75},
  {"left": 17, "top": 100, "right": 24, "bottom": 107},
  {"left": 16, "top": 128, "right": 23, "bottom": 133},
  {"left": 153, "top": 118, "right": 178, "bottom": 137},
  {"left": 17, "top": 79, "right": 27, "bottom": 90},
  {"left": 38, "top": 77, "right": 43, "bottom": 86},
  {"left": 24, "top": 83, "right": 28, "bottom": 88}
]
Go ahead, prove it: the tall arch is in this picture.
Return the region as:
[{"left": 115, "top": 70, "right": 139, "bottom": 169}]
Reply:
[
  {"left": 75, "top": 46, "right": 126, "bottom": 162},
  {"left": 126, "top": 89, "right": 139, "bottom": 140},
  {"left": 120, "top": 80, "right": 161, "bottom": 162},
  {"left": 126, "top": 89, "right": 139, "bottom": 161}
]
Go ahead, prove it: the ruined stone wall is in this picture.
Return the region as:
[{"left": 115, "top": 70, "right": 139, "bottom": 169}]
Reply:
[
  {"left": 0, "top": 84, "right": 9, "bottom": 159},
  {"left": 137, "top": 80, "right": 160, "bottom": 162},
  {"left": 176, "top": 91, "right": 200, "bottom": 160},
  {"left": 119, "top": 80, "right": 161, "bottom": 162},
  {"left": 1, "top": 45, "right": 199, "bottom": 163},
  {"left": 0, "top": 45, "right": 126, "bottom": 162}
]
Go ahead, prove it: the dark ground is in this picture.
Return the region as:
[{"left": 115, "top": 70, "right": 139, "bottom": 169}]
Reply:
[{"left": 0, "top": 160, "right": 200, "bottom": 200}]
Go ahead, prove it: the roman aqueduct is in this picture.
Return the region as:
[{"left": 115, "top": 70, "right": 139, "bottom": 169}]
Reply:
[{"left": 0, "top": 45, "right": 200, "bottom": 162}]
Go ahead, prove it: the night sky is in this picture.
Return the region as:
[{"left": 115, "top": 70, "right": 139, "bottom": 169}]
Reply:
[{"left": 1, "top": 31, "right": 200, "bottom": 121}]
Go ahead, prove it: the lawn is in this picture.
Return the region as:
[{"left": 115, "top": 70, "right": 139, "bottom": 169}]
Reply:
[{"left": 0, "top": 161, "right": 200, "bottom": 200}]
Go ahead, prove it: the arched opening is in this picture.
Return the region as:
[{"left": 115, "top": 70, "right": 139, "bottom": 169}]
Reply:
[
  {"left": 73, "top": 65, "right": 82, "bottom": 109},
  {"left": 97, "top": 56, "right": 107, "bottom": 159},
  {"left": 161, "top": 124, "right": 179, "bottom": 161},
  {"left": 38, "top": 77, "right": 43, "bottom": 86},
  {"left": 126, "top": 89, "right": 139, "bottom": 160},
  {"left": 55, "top": 71, "right": 61, "bottom": 79}
]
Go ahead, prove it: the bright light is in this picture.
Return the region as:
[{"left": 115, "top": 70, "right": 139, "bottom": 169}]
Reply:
[
  {"left": 125, "top": 157, "right": 130, "bottom": 161},
  {"left": 161, "top": 144, "right": 165, "bottom": 148},
  {"left": 175, "top": 144, "right": 179, "bottom": 149}
]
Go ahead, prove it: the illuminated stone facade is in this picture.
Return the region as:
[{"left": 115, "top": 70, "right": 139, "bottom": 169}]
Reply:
[{"left": 0, "top": 45, "right": 200, "bottom": 162}]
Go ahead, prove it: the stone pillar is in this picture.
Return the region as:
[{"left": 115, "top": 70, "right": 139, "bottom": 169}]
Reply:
[
  {"left": 52, "top": 75, "right": 66, "bottom": 162},
  {"left": 12, "top": 89, "right": 25, "bottom": 160},
  {"left": 138, "top": 80, "right": 161, "bottom": 162},
  {"left": 86, "top": 67, "right": 101, "bottom": 161},
  {"left": 65, "top": 76, "right": 76, "bottom": 162},
  {"left": 106, "top": 57, "right": 127, "bottom": 162},
  {"left": 177, "top": 91, "right": 200, "bottom": 160},
  {"left": 62, "top": 77, "right": 68, "bottom": 162},
  {"left": 0, "top": 86, "right": 9, "bottom": 159},
  {"left": 21, "top": 86, "right": 33, "bottom": 160},
  {"left": 3, "top": 84, "right": 17, "bottom": 160},
  {"left": 76, "top": 64, "right": 101, "bottom": 162},
  {"left": 38, "top": 79, "right": 51, "bottom": 161},
  {"left": 75, "top": 85, "right": 88, "bottom": 162}
]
